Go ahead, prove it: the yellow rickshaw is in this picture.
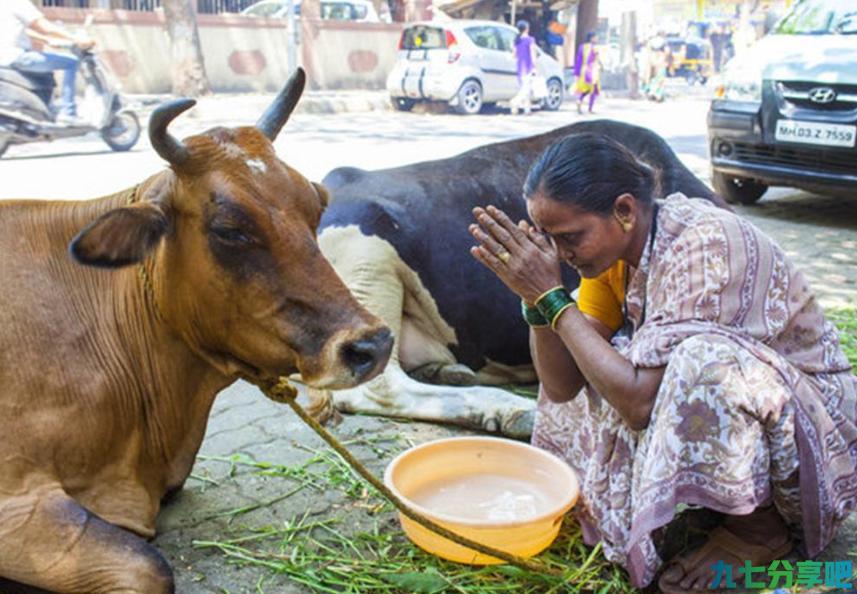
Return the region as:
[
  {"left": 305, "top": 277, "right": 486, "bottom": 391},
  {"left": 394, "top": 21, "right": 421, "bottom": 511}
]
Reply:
[{"left": 665, "top": 36, "right": 713, "bottom": 85}]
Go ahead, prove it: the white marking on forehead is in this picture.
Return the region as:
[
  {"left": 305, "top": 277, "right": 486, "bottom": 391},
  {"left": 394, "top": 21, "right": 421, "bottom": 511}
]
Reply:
[
  {"left": 246, "top": 158, "right": 267, "bottom": 174},
  {"left": 220, "top": 141, "right": 245, "bottom": 160}
]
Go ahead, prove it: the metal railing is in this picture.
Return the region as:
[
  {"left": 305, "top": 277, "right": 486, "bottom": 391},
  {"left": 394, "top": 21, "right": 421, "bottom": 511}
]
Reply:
[{"left": 37, "top": 0, "right": 260, "bottom": 14}]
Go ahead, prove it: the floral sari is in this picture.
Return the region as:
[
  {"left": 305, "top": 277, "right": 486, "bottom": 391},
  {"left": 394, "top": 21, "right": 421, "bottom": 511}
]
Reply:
[{"left": 532, "top": 193, "right": 857, "bottom": 587}]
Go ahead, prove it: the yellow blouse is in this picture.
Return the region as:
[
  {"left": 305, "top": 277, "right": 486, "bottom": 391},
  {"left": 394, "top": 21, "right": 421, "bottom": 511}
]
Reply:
[{"left": 577, "top": 260, "right": 627, "bottom": 332}]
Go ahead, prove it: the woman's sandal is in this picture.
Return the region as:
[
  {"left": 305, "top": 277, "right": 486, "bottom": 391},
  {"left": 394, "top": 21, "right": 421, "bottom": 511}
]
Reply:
[{"left": 658, "top": 525, "right": 793, "bottom": 594}]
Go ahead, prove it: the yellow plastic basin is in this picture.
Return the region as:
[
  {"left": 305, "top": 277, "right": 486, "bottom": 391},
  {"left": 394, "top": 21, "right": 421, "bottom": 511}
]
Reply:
[{"left": 383, "top": 436, "right": 579, "bottom": 564}]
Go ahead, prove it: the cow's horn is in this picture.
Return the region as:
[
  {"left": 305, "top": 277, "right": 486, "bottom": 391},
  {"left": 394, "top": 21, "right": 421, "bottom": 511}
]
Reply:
[
  {"left": 256, "top": 68, "right": 306, "bottom": 141},
  {"left": 149, "top": 98, "right": 195, "bottom": 166}
]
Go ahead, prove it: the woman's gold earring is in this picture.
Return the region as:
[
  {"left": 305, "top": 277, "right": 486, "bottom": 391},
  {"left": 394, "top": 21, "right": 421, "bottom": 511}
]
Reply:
[{"left": 622, "top": 221, "right": 633, "bottom": 233}]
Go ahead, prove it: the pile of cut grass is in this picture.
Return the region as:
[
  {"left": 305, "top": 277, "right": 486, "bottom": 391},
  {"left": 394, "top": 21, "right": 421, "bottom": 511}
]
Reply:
[{"left": 195, "top": 440, "right": 635, "bottom": 594}]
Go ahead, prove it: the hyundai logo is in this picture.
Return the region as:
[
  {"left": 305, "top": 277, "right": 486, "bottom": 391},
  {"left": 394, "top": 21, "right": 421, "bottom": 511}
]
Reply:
[{"left": 808, "top": 87, "right": 837, "bottom": 104}]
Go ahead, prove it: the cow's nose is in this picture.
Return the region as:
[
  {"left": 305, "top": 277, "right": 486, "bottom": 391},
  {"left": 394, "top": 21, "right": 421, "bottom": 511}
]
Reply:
[{"left": 340, "top": 327, "right": 393, "bottom": 382}]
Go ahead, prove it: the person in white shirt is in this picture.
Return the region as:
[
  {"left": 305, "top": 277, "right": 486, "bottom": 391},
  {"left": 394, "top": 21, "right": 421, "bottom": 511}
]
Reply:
[{"left": 1, "top": 0, "right": 95, "bottom": 122}]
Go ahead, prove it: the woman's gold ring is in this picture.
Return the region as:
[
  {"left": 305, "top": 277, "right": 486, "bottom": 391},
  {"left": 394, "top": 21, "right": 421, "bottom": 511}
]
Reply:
[{"left": 498, "top": 250, "right": 511, "bottom": 264}]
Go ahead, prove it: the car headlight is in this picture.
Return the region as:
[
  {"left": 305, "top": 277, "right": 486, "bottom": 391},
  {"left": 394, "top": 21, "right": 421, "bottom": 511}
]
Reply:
[{"left": 715, "top": 64, "right": 761, "bottom": 103}]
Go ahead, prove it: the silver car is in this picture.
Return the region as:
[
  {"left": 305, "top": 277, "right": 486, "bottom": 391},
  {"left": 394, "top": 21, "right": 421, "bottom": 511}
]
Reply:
[{"left": 386, "top": 20, "right": 565, "bottom": 115}]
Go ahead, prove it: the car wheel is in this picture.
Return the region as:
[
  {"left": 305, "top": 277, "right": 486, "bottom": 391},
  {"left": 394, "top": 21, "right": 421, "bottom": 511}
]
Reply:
[
  {"left": 712, "top": 171, "right": 768, "bottom": 205},
  {"left": 543, "top": 78, "right": 564, "bottom": 111},
  {"left": 454, "top": 80, "right": 482, "bottom": 115},
  {"left": 393, "top": 97, "right": 416, "bottom": 112},
  {"left": 101, "top": 110, "right": 141, "bottom": 152}
]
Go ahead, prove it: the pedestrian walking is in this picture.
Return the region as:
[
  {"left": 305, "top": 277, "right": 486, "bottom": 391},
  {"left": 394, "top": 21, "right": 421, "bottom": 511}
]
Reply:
[
  {"left": 573, "top": 31, "right": 601, "bottom": 114},
  {"left": 510, "top": 20, "right": 537, "bottom": 115}
]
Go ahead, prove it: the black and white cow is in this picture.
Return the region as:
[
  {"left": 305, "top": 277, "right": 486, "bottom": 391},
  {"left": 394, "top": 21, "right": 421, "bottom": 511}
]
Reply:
[{"left": 313, "top": 119, "right": 726, "bottom": 437}]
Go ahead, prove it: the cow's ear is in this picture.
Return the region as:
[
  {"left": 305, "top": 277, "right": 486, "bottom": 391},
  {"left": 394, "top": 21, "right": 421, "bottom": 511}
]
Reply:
[
  {"left": 69, "top": 202, "right": 169, "bottom": 268},
  {"left": 312, "top": 182, "right": 330, "bottom": 210}
]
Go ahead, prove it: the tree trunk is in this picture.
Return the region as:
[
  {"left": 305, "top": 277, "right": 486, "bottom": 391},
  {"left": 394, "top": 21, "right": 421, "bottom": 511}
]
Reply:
[
  {"left": 162, "top": 0, "right": 210, "bottom": 97},
  {"left": 621, "top": 10, "right": 639, "bottom": 98},
  {"left": 575, "top": 0, "right": 598, "bottom": 52}
]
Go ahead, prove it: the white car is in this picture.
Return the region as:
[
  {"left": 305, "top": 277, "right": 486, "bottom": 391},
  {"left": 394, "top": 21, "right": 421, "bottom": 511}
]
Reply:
[
  {"left": 386, "top": 20, "right": 565, "bottom": 114},
  {"left": 240, "top": 0, "right": 381, "bottom": 22}
]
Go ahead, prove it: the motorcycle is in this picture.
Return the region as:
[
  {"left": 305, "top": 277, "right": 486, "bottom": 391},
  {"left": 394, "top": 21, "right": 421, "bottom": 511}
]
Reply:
[{"left": 0, "top": 41, "right": 141, "bottom": 159}]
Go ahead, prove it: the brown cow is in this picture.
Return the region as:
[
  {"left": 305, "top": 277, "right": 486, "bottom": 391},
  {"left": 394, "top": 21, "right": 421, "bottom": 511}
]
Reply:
[{"left": 0, "top": 69, "right": 392, "bottom": 594}]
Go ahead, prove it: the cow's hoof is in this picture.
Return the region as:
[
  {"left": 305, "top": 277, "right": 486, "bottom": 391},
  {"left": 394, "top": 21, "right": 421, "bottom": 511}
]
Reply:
[
  {"left": 483, "top": 418, "right": 500, "bottom": 433},
  {"left": 410, "top": 363, "right": 477, "bottom": 386},
  {"left": 303, "top": 387, "right": 342, "bottom": 426},
  {"left": 501, "top": 409, "right": 535, "bottom": 439}
]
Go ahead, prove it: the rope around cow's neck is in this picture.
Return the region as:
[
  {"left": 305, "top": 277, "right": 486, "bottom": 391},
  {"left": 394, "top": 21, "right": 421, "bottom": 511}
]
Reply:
[{"left": 258, "top": 377, "right": 563, "bottom": 577}]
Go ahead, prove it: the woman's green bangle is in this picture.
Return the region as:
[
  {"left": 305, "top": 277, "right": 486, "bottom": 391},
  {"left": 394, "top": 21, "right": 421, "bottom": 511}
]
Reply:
[
  {"left": 549, "top": 303, "right": 576, "bottom": 329},
  {"left": 521, "top": 300, "right": 549, "bottom": 328},
  {"left": 534, "top": 286, "right": 575, "bottom": 330}
]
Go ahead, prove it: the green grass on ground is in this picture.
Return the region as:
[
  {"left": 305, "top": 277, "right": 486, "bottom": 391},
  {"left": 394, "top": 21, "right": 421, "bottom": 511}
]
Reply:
[
  {"left": 197, "top": 309, "right": 857, "bottom": 594},
  {"left": 829, "top": 308, "right": 857, "bottom": 369}
]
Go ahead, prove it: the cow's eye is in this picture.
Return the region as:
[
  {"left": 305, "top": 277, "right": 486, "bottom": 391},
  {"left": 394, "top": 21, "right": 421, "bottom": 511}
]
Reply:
[{"left": 211, "top": 225, "right": 253, "bottom": 245}]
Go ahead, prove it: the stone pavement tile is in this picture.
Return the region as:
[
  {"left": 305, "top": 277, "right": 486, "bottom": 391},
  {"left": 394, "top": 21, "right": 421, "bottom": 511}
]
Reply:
[
  {"left": 128, "top": 90, "right": 392, "bottom": 121},
  {"left": 200, "top": 424, "right": 277, "bottom": 458},
  {"left": 157, "top": 483, "right": 256, "bottom": 533},
  {"left": 735, "top": 192, "right": 857, "bottom": 309}
]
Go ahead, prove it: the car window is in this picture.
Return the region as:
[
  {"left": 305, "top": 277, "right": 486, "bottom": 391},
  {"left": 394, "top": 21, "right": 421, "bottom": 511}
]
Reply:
[
  {"left": 495, "top": 27, "right": 517, "bottom": 52},
  {"left": 243, "top": 2, "right": 284, "bottom": 17},
  {"left": 401, "top": 26, "right": 447, "bottom": 49},
  {"left": 465, "top": 26, "right": 501, "bottom": 50},
  {"left": 322, "top": 2, "right": 354, "bottom": 20},
  {"left": 775, "top": 0, "right": 857, "bottom": 34},
  {"left": 352, "top": 3, "right": 368, "bottom": 19}
]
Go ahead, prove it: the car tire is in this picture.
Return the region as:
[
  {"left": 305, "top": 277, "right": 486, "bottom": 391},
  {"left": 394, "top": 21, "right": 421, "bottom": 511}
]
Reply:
[
  {"left": 453, "top": 80, "right": 482, "bottom": 115},
  {"left": 542, "top": 78, "right": 564, "bottom": 111},
  {"left": 712, "top": 171, "right": 768, "bottom": 205},
  {"left": 393, "top": 97, "right": 416, "bottom": 112}
]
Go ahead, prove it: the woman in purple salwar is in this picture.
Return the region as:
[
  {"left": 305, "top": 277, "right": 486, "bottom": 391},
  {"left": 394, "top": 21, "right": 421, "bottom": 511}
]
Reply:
[
  {"left": 468, "top": 134, "right": 857, "bottom": 593},
  {"left": 574, "top": 31, "right": 602, "bottom": 113},
  {"left": 510, "top": 20, "right": 537, "bottom": 115}
]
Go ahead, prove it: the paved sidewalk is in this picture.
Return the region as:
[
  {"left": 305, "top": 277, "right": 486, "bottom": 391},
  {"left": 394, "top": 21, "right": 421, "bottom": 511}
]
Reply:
[{"left": 128, "top": 89, "right": 393, "bottom": 117}]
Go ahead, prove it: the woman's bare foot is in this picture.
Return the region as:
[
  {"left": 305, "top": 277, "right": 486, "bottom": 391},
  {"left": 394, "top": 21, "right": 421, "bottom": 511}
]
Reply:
[{"left": 658, "top": 505, "right": 791, "bottom": 593}]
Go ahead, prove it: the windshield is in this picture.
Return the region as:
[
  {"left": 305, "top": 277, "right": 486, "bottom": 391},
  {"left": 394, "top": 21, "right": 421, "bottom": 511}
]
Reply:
[
  {"left": 775, "top": 0, "right": 857, "bottom": 34},
  {"left": 400, "top": 26, "right": 447, "bottom": 49}
]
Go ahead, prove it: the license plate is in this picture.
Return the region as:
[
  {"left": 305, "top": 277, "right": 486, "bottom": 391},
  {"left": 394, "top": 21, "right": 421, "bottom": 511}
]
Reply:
[
  {"left": 406, "top": 49, "right": 428, "bottom": 61},
  {"left": 775, "top": 119, "right": 856, "bottom": 148}
]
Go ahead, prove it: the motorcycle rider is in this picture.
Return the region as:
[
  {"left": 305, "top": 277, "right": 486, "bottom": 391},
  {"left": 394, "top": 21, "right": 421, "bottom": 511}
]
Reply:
[{"left": 1, "top": 0, "right": 95, "bottom": 124}]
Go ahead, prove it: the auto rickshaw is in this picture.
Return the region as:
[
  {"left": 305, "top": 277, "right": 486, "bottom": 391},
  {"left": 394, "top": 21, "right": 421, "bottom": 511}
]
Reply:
[{"left": 665, "top": 36, "right": 713, "bottom": 85}]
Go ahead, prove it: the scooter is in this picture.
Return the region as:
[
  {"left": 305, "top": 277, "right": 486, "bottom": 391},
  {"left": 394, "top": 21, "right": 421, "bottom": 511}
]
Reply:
[{"left": 0, "top": 42, "right": 141, "bottom": 159}]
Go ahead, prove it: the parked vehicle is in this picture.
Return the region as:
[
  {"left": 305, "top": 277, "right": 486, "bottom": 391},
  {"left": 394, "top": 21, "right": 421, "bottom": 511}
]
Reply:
[
  {"left": 708, "top": 0, "right": 857, "bottom": 204},
  {"left": 0, "top": 44, "right": 140, "bottom": 159},
  {"left": 240, "top": 0, "right": 382, "bottom": 22},
  {"left": 665, "top": 36, "right": 713, "bottom": 85},
  {"left": 386, "top": 20, "right": 565, "bottom": 115}
]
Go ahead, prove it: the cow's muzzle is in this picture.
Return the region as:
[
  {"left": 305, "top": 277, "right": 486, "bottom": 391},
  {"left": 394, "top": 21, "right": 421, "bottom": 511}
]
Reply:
[{"left": 340, "top": 327, "right": 393, "bottom": 384}]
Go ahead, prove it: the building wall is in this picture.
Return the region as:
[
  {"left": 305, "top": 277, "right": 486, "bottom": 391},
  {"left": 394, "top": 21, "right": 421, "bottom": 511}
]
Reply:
[{"left": 43, "top": 8, "right": 403, "bottom": 93}]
